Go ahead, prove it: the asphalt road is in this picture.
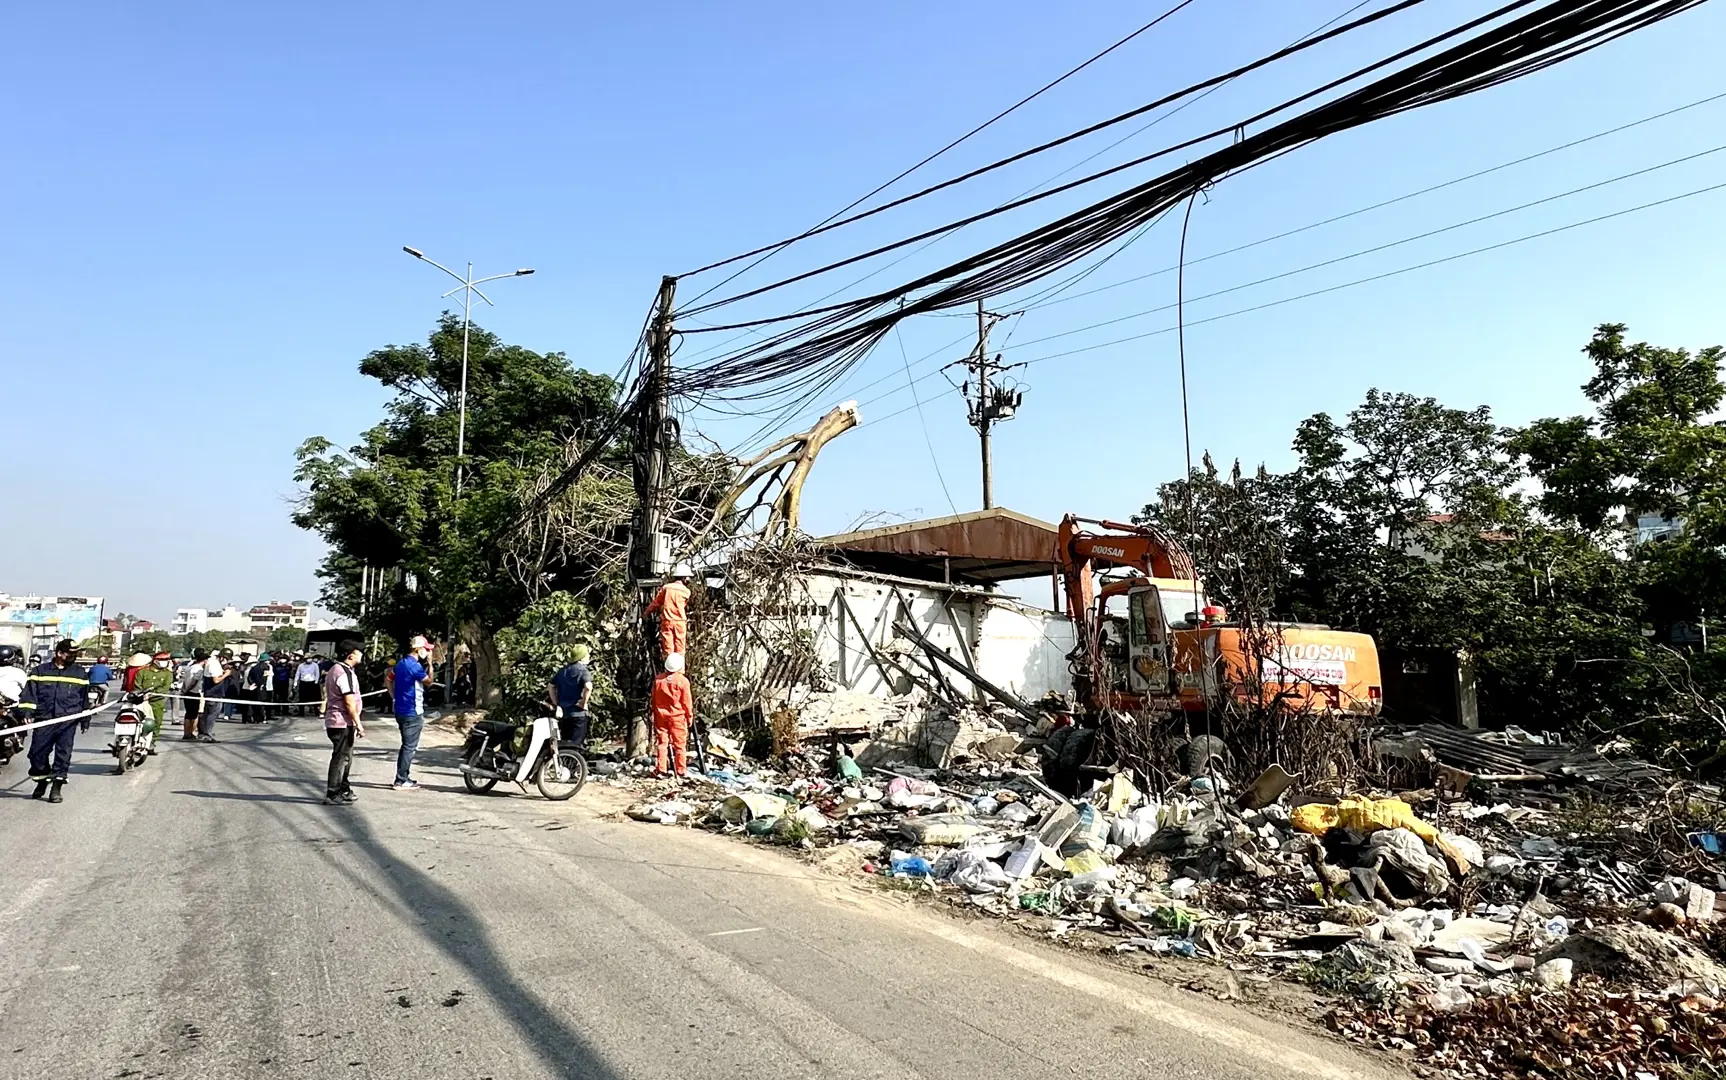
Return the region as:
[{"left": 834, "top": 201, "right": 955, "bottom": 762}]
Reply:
[{"left": 0, "top": 711, "right": 1404, "bottom": 1080}]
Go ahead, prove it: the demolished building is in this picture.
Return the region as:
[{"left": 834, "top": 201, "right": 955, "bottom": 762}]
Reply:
[{"left": 703, "top": 508, "right": 1076, "bottom": 721}]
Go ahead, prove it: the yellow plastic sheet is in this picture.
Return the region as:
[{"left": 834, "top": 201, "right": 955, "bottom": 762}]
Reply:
[{"left": 1289, "top": 796, "right": 1439, "bottom": 844}]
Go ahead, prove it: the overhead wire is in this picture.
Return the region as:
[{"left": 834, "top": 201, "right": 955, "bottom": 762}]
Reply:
[
  {"left": 681, "top": 0, "right": 1395, "bottom": 441},
  {"left": 851, "top": 174, "right": 1726, "bottom": 428},
  {"left": 678, "top": 0, "right": 1205, "bottom": 308},
  {"left": 668, "top": 0, "right": 1707, "bottom": 411},
  {"left": 894, "top": 318, "right": 959, "bottom": 516},
  {"left": 677, "top": 0, "right": 1435, "bottom": 285},
  {"left": 1002, "top": 86, "right": 1726, "bottom": 315},
  {"left": 705, "top": 83, "right": 1724, "bottom": 452}
]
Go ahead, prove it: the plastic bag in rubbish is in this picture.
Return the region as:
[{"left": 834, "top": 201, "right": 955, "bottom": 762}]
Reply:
[
  {"left": 1367, "top": 827, "right": 1451, "bottom": 896},
  {"left": 952, "top": 855, "right": 1013, "bottom": 894},
  {"left": 1068, "top": 866, "right": 1118, "bottom": 896},
  {"left": 885, "top": 776, "right": 944, "bottom": 810},
  {"left": 890, "top": 855, "right": 933, "bottom": 878},
  {"left": 998, "top": 801, "right": 1036, "bottom": 824}
]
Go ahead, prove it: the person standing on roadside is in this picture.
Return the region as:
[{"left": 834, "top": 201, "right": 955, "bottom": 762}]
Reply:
[
  {"left": 198, "top": 648, "right": 228, "bottom": 742},
  {"left": 389, "top": 635, "right": 432, "bottom": 791},
  {"left": 545, "top": 643, "right": 593, "bottom": 752},
  {"left": 651, "top": 652, "right": 693, "bottom": 779},
  {"left": 294, "top": 653, "right": 322, "bottom": 716},
  {"left": 272, "top": 653, "right": 292, "bottom": 716},
  {"left": 179, "top": 649, "right": 207, "bottom": 740},
  {"left": 323, "top": 639, "right": 366, "bottom": 805},
  {"left": 19, "top": 639, "right": 91, "bottom": 803}
]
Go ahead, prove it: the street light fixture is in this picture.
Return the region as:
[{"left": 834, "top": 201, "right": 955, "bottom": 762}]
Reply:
[{"left": 402, "top": 247, "right": 537, "bottom": 497}]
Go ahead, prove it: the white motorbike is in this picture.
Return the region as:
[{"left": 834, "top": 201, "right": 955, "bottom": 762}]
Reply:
[
  {"left": 110, "top": 691, "right": 158, "bottom": 773},
  {"left": 459, "top": 712, "right": 587, "bottom": 800}
]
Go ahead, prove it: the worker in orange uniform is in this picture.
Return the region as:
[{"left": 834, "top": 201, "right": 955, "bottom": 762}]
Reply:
[
  {"left": 645, "top": 563, "right": 693, "bottom": 659},
  {"left": 651, "top": 652, "right": 693, "bottom": 778}
]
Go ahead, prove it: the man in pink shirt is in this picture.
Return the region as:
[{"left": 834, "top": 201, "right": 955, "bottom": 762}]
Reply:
[{"left": 322, "top": 640, "right": 367, "bottom": 806}]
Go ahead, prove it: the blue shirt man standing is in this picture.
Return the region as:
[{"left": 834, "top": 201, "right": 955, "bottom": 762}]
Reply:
[
  {"left": 546, "top": 644, "right": 593, "bottom": 751},
  {"left": 390, "top": 635, "right": 432, "bottom": 791}
]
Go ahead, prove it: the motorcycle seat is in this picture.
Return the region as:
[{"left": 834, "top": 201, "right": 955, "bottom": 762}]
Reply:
[{"left": 472, "top": 720, "right": 521, "bottom": 738}]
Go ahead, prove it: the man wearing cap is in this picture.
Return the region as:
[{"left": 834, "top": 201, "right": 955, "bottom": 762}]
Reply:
[
  {"left": 651, "top": 652, "right": 693, "bottom": 778},
  {"left": 645, "top": 564, "right": 693, "bottom": 659},
  {"left": 389, "top": 635, "right": 433, "bottom": 791},
  {"left": 18, "top": 639, "right": 91, "bottom": 803},
  {"left": 546, "top": 644, "right": 594, "bottom": 752},
  {"left": 133, "top": 651, "right": 176, "bottom": 746}
]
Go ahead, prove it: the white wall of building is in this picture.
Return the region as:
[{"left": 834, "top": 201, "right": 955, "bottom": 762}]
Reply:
[{"left": 713, "top": 568, "right": 1073, "bottom": 710}]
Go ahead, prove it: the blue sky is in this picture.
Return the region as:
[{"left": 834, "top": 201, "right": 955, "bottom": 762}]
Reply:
[{"left": 3, "top": 0, "right": 1723, "bottom": 622}]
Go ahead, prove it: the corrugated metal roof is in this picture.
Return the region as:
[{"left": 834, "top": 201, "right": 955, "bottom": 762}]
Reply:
[{"left": 817, "top": 508, "right": 1060, "bottom": 585}]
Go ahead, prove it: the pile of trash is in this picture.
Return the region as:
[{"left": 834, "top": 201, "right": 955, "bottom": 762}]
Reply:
[{"left": 602, "top": 696, "right": 1725, "bottom": 1078}]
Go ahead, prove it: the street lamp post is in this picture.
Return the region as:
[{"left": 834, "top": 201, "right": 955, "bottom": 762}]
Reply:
[{"left": 402, "top": 247, "right": 534, "bottom": 497}]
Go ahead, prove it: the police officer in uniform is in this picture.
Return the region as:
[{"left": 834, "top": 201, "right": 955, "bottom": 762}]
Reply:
[{"left": 18, "top": 638, "right": 92, "bottom": 803}]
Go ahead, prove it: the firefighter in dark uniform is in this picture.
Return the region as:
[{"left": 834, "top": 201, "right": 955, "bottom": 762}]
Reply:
[{"left": 18, "top": 638, "right": 92, "bottom": 803}]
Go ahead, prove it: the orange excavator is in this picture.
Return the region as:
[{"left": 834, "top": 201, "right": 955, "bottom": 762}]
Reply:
[{"left": 1057, "top": 514, "right": 1382, "bottom": 718}]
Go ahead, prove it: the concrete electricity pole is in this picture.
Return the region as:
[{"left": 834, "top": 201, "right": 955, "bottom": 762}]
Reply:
[
  {"left": 959, "top": 301, "right": 1021, "bottom": 509},
  {"left": 627, "top": 275, "right": 678, "bottom": 759}
]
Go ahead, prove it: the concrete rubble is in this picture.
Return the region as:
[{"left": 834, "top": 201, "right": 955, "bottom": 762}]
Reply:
[{"left": 604, "top": 691, "right": 1726, "bottom": 1079}]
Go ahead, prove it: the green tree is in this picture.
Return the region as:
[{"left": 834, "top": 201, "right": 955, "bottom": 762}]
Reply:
[
  {"left": 1145, "top": 382, "right": 1647, "bottom": 737},
  {"left": 266, "top": 626, "right": 306, "bottom": 652},
  {"left": 293, "top": 316, "right": 627, "bottom": 703}
]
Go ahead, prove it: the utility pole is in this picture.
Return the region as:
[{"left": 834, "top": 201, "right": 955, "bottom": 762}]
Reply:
[
  {"left": 627, "top": 275, "right": 677, "bottom": 759},
  {"left": 959, "top": 300, "right": 1022, "bottom": 509},
  {"left": 634, "top": 275, "right": 677, "bottom": 583}
]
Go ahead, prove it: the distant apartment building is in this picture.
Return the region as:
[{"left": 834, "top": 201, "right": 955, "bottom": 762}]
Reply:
[
  {"left": 173, "top": 601, "right": 312, "bottom": 636},
  {"left": 247, "top": 601, "right": 311, "bottom": 633}
]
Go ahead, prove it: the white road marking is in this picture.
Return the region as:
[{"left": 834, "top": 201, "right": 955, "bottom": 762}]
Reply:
[{"left": 706, "top": 926, "right": 764, "bottom": 937}]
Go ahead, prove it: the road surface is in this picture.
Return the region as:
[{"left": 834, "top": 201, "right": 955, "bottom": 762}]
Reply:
[{"left": 0, "top": 712, "right": 1404, "bottom": 1080}]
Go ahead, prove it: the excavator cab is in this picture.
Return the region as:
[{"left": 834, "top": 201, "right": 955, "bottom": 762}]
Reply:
[{"left": 1125, "top": 585, "right": 1172, "bottom": 697}]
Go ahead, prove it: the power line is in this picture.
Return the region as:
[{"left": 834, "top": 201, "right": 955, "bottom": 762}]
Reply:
[
  {"left": 995, "top": 139, "right": 1726, "bottom": 354},
  {"left": 895, "top": 320, "right": 959, "bottom": 516},
  {"left": 1007, "top": 86, "right": 1726, "bottom": 315},
  {"left": 669, "top": 0, "right": 1707, "bottom": 411},
  {"left": 679, "top": 0, "right": 1396, "bottom": 434},
  {"left": 713, "top": 89, "right": 1726, "bottom": 447},
  {"left": 856, "top": 176, "right": 1726, "bottom": 427},
  {"left": 678, "top": 0, "right": 1435, "bottom": 286},
  {"left": 679, "top": 0, "right": 1205, "bottom": 307}
]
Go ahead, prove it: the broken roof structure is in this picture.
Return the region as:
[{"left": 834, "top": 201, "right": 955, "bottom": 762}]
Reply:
[{"left": 816, "top": 507, "right": 1060, "bottom": 587}]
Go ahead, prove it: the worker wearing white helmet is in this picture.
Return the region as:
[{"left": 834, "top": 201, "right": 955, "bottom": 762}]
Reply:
[
  {"left": 651, "top": 651, "right": 693, "bottom": 778},
  {"left": 645, "top": 562, "right": 694, "bottom": 660}
]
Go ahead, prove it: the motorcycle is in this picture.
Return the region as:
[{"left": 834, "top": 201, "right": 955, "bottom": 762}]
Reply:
[
  {"left": 110, "top": 691, "right": 158, "bottom": 773},
  {"left": 459, "top": 711, "right": 588, "bottom": 801},
  {"left": 0, "top": 703, "right": 24, "bottom": 769}
]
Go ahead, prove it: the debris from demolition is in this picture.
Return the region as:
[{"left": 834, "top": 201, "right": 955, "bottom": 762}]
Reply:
[{"left": 603, "top": 690, "right": 1725, "bottom": 1080}]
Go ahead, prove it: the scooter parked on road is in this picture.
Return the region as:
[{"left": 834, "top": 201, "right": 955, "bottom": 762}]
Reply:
[
  {"left": 459, "top": 710, "right": 587, "bottom": 800},
  {"left": 110, "top": 691, "right": 158, "bottom": 773}
]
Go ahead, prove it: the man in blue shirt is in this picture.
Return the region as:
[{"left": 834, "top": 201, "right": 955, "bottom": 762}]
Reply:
[
  {"left": 390, "top": 635, "right": 433, "bottom": 791},
  {"left": 85, "top": 654, "right": 113, "bottom": 732},
  {"left": 545, "top": 644, "right": 593, "bottom": 751}
]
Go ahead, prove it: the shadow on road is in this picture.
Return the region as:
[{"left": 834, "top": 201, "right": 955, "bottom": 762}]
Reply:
[
  {"left": 182, "top": 726, "right": 622, "bottom": 1080},
  {"left": 172, "top": 789, "right": 327, "bottom": 805}
]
